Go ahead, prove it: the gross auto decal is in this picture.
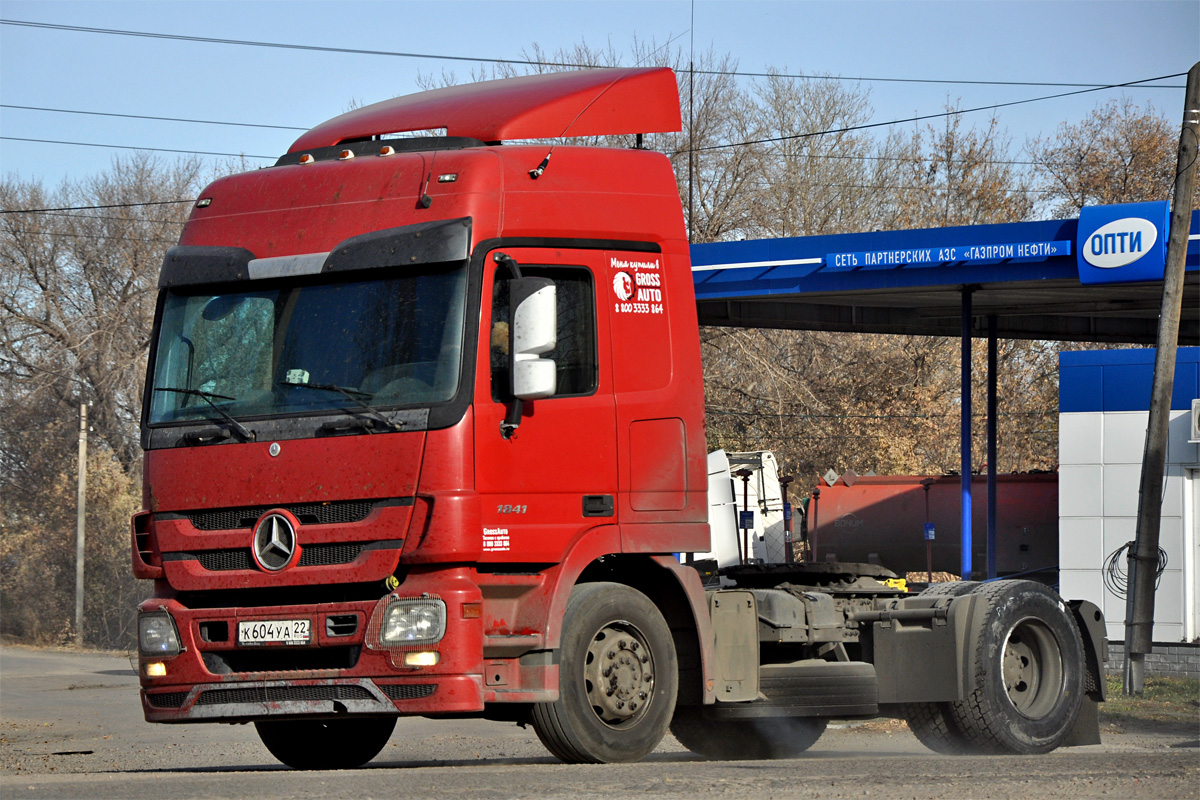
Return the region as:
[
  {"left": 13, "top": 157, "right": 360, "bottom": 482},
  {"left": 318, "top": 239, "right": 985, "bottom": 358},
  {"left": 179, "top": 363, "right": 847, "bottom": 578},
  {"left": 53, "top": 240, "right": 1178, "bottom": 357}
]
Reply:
[
  {"left": 482, "top": 526, "right": 510, "bottom": 552},
  {"left": 611, "top": 256, "right": 664, "bottom": 315}
]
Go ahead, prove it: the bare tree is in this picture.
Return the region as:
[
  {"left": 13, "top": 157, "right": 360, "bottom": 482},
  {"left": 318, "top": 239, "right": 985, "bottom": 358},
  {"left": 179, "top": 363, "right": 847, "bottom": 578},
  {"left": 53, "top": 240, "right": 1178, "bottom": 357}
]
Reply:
[
  {"left": 1028, "top": 97, "right": 1194, "bottom": 217},
  {"left": 742, "top": 70, "right": 878, "bottom": 238},
  {"left": 896, "top": 109, "right": 1033, "bottom": 228},
  {"left": 1, "top": 154, "right": 204, "bottom": 647},
  {"left": 0, "top": 153, "right": 203, "bottom": 471}
]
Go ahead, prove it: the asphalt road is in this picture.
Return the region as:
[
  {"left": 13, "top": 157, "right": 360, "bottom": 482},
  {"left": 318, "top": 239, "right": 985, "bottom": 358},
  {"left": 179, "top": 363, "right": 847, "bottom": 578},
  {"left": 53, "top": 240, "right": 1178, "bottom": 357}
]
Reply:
[{"left": 1, "top": 644, "right": 1196, "bottom": 800}]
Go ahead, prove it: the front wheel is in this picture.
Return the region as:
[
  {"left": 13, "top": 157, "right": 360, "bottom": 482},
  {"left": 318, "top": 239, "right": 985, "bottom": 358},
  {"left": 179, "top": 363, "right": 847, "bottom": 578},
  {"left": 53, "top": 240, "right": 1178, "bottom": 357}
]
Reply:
[
  {"left": 671, "top": 707, "right": 827, "bottom": 759},
  {"left": 531, "top": 582, "right": 678, "bottom": 763},
  {"left": 254, "top": 716, "right": 397, "bottom": 769}
]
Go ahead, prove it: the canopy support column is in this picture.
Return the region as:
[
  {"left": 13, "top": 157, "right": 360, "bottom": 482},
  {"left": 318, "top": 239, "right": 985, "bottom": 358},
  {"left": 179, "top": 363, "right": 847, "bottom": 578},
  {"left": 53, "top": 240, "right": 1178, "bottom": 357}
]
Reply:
[
  {"left": 961, "top": 288, "right": 975, "bottom": 580},
  {"left": 987, "top": 315, "right": 998, "bottom": 580}
]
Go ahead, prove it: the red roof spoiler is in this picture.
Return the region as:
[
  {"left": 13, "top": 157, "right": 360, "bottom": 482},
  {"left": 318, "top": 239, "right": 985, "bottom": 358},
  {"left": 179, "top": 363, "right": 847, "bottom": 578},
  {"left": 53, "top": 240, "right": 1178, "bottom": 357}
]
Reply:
[{"left": 288, "top": 67, "right": 681, "bottom": 153}]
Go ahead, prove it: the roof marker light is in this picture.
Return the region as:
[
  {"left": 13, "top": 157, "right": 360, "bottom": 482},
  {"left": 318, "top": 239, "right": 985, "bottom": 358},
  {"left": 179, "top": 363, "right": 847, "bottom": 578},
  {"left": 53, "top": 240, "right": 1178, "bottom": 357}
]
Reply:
[
  {"left": 379, "top": 145, "right": 396, "bottom": 157},
  {"left": 338, "top": 149, "right": 355, "bottom": 160},
  {"left": 437, "top": 174, "right": 458, "bottom": 183},
  {"left": 196, "top": 198, "right": 212, "bottom": 208},
  {"left": 298, "top": 154, "right": 315, "bottom": 165}
]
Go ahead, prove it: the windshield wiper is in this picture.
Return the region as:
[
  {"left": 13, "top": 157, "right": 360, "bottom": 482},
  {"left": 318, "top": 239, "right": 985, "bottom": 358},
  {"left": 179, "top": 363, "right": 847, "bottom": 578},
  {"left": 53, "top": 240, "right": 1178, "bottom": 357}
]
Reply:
[
  {"left": 280, "top": 381, "right": 405, "bottom": 433},
  {"left": 153, "top": 387, "right": 256, "bottom": 441}
]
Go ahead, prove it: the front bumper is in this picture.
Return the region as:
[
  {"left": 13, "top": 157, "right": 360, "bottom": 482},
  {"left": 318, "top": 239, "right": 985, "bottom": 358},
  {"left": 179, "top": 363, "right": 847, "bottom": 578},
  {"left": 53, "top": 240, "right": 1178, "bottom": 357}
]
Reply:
[{"left": 139, "top": 569, "right": 486, "bottom": 722}]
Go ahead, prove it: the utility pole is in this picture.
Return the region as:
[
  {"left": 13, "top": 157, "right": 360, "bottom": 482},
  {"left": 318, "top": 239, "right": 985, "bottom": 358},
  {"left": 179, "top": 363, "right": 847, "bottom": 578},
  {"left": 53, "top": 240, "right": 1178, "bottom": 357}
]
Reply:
[
  {"left": 1123, "top": 60, "right": 1200, "bottom": 695},
  {"left": 75, "top": 403, "right": 88, "bottom": 646}
]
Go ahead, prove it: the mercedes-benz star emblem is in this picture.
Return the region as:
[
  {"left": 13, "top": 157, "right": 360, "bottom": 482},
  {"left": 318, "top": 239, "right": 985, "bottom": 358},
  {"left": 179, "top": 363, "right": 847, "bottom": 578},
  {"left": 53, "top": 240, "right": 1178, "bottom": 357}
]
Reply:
[{"left": 252, "top": 513, "right": 298, "bottom": 571}]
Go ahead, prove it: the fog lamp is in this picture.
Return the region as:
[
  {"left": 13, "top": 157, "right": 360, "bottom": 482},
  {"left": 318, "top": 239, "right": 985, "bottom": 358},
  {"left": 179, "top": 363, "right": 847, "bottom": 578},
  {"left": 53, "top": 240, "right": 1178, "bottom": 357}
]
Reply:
[
  {"left": 403, "top": 651, "right": 440, "bottom": 667},
  {"left": 138, "top": 611, "right": 182, "bottom": 657}
]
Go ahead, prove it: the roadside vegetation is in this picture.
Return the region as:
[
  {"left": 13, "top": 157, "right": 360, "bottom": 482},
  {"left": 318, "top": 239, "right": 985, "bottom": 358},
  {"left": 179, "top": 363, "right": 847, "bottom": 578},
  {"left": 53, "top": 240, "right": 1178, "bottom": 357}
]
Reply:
[{"left": 1100, "top": 675, "right": 1200, "bottom": 729}]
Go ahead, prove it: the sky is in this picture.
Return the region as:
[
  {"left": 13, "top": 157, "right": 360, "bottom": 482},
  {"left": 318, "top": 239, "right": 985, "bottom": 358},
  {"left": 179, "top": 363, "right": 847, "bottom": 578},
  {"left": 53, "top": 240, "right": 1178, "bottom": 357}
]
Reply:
[{"left": 1, "top": 0, "right": 1197, "bottom": 191}]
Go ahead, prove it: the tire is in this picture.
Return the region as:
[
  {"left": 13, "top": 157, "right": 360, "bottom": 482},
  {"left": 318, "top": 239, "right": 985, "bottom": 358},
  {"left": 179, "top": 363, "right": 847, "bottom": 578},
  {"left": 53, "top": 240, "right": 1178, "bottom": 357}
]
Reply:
[
  {"left": 905, "top": 701, "right": 977, "bottom": 755},
  {"left": 917, "top": 580, "right": 979, "bottom": 598},
  {"left": 531, "top": 582, "right": 678, "bottom": 763},
  {"left": 254, "top": 716, "right": 397, "bottom": 769},
  {"left": 947, "top": 580, "right": 1085, "bottom": 755},
  {"left": 904, "top": 580, "right": 980, "bottom": 754},
  {"left": 670, "top": 706, "right": 827, "bottom": 760}
]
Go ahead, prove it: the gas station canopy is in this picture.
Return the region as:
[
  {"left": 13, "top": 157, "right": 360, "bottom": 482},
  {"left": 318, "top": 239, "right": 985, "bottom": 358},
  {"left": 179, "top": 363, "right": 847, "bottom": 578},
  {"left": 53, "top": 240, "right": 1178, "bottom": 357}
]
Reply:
[{"left": 691, "top": 205, "right": 1200, "bottom": 345}]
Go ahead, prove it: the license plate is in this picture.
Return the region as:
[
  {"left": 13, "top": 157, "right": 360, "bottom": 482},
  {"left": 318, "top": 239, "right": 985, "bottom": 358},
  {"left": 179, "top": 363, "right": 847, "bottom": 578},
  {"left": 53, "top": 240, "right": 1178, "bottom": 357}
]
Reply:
[{"left": 238, "top": 618, "right": 311, "bottom": 646}]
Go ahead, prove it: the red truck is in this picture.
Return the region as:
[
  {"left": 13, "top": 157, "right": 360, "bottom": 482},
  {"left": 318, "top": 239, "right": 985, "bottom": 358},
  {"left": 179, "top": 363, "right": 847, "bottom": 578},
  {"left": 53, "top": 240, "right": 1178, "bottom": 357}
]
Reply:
[{"left": 132, "top": 67, "right": 1106, "bottom": 767}]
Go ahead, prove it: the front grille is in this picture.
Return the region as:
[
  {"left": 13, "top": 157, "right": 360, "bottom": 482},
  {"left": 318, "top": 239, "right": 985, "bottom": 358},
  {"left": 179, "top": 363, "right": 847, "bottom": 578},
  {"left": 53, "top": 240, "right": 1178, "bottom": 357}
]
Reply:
[
  {"left": 195, "top": 684, "right": 376, "bottom": 706},
  {"left": 147, "top": 691, "right": 189, "bottom": 709},
  {"left": 185, "top": 500, "right": 378, "bottom": 531},
  {"left": 194, "top": 542, "right": 369, "bottom": 571},
  {"left": 379, "top": 683, "right": 437, "bottom": 701},
  {"left": 300, "top": 542, "right": 368, "bottom": 567},
  {"left": 197, "top": 549, "right": 255, "bottom": 571}
]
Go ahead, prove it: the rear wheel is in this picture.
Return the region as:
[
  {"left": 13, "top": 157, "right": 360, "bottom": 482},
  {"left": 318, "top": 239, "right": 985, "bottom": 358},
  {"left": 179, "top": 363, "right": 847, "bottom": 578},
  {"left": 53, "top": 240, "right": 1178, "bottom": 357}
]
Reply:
[
  {"left": 904, "top": 581, "right": 980, "bottom": 754},
  {"left": 671, "top": 707, "right": 827, "bottom": 759},
  {"left": 905, "top": 701, "right": 976, "bottom": 754},
  {"left": 254, "top": 716, "right": 396, "bottom": 769},
  {"left": 531, "top": 582, "right": 678, "bottom": 763},
  {"left": 948, "top": 580, "right": 1084, "bottom": 754}
]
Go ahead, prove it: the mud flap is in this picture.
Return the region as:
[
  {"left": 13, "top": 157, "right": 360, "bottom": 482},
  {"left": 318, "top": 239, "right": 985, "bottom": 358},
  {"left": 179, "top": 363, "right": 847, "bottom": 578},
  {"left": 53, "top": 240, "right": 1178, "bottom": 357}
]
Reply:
[
  {"left": 1062, "top": 696, "right": 1102, "bottom": 747},
  {"left": 708, "top": 590, "right": 759, "bottom": 702}
]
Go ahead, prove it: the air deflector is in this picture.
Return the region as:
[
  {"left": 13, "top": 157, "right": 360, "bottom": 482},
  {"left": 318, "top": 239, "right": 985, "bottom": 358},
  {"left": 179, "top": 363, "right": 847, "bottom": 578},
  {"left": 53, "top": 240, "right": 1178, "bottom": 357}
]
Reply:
[{"left": 289, "top": 67, "right": 681, "bottom": 152}]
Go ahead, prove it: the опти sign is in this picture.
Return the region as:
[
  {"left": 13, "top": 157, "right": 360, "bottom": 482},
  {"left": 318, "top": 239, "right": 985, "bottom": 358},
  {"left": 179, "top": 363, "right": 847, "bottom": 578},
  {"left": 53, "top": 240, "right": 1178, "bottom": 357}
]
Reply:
[{"left": 1076, "top": 201, "right": 1170, "bottom": 285}]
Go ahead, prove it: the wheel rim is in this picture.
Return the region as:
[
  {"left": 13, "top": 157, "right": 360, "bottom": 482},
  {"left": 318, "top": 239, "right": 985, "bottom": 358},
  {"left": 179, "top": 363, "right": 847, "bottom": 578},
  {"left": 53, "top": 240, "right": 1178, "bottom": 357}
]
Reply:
[
  {"left": 583, "top": 620, "right": 655, "bottom": 728},
  {"left": 1001, "top": 616, "right": 1064, "bottom": 719}
]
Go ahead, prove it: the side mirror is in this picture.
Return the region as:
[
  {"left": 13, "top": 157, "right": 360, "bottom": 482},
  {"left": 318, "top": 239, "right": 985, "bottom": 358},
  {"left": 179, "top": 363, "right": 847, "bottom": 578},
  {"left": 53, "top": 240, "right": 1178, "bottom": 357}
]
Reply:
[{"left": 509, "top": 277, "right": 556, "bottom": 400}]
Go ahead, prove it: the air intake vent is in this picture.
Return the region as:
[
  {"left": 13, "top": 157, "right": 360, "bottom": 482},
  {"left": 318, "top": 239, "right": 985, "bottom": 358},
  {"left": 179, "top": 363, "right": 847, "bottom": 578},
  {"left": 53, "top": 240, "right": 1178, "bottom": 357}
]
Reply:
[
  {"left": 147, "top": 691, "right": 189, "bottom": 709},
  {"left": 193, "top": 542, "right": 370, "bottom": 571},
  {"left": 379, "top": 683, "right": 437, "bottom": 701},
  {"left": 195, "top": 684, "right": 375, "bottom": 706}
]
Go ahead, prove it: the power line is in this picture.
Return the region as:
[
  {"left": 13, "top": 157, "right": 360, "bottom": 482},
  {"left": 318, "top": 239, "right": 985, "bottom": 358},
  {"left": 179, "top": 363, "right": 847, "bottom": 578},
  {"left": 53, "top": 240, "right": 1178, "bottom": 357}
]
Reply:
[
  {"left": 0, "top": 200, "right": 193, "bottom": 215},
  {"left": 0, "top": 108, "right": 1158, "bottom": 178},
  {"left": 1, "top": 18, "right": 1185, "bottom": 90},
  {"left": 706, "top": 407, "right": 1055, "bottom": 420},
  {"left": 1, "top": 104, "right": 307, "bottom": 132},
  {"left": 694, "top": 72, "right": 1188, "bottom": 153},
  {"left": 0, "top": 100, "right": 1133, "bottom": 170},
  {"left": 0, "top": 103, "right": 1061, "bottom": 167},
  {"left": 0, "top": 136, "right": 274, "bottom": 160},
  {"left": 5, "top": 228, "right": 179, "bottom": 244},
  {"left": 17, "top": 210, "right": 184, "bottom": 224},
  {"left": 2, "top": 101, "right": 1143, "bottom": 176},
  {"left": 741, "top": 179, "right": 1054, "bottom": 195}
]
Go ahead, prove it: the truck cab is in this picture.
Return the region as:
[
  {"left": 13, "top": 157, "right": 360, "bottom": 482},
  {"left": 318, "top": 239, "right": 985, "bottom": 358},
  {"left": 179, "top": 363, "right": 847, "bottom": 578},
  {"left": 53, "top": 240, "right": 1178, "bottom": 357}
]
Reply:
[{"left": 133, "top": 68, "right": 716, "bottom": 766}]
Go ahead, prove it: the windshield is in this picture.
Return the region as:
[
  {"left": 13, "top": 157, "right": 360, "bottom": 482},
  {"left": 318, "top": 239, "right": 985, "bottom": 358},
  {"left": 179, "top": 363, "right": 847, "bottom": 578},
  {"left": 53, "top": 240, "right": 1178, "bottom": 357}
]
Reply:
[{"left": 147, "top": 264, "right": 468, "bottom": 426}]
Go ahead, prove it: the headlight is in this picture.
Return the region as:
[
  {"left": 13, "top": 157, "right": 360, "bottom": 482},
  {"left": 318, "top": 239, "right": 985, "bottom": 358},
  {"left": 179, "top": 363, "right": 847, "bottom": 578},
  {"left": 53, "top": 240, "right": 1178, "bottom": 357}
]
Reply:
[
  {"left": 379, "top": 598, "right": 446, "bottom": 645},
  {"left": 138, "top": 611, "right": 182, "bottom": 657}
]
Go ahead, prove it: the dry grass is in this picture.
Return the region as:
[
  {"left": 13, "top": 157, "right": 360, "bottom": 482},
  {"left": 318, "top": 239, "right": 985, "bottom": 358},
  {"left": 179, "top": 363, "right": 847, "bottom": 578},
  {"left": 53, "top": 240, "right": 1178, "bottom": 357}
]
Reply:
[{"left": 1099, "top": 675, "right": 1200, "bottom": 728}]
